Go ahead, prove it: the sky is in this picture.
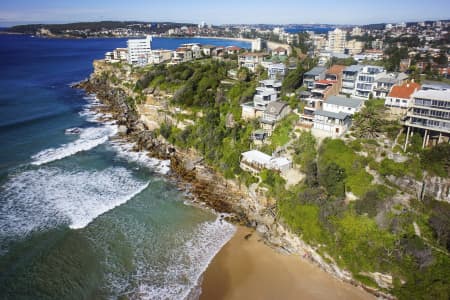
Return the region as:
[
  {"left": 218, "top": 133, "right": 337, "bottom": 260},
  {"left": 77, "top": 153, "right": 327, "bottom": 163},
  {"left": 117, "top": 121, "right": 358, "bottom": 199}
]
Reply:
[{"left": 0, "top": 0, "right": 449, "bottom": 27}]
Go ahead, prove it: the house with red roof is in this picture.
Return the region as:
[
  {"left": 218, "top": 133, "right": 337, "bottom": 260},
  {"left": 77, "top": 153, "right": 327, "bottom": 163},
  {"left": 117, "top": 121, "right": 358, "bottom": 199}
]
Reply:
[
  {"left": 385, "top": 82, "right": 421, "bottom": 115},
  {"left": 272, "top": 47, "right": 287, "bottom": 56},
  {"left": 226, "top": 46, "right": 242, "bottom": 55}
]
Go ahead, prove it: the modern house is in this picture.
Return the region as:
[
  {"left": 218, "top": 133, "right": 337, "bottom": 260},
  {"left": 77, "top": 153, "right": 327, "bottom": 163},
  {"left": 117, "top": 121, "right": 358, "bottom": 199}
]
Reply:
[
  {"left": 325, "top": 64, "right": 346, "bottom": 90},
  {"left": 240, "top": 150, "right": 292, "bottom": 174},
  {"left": 341, "top": 65, "right": 362, "bottom": 95},
  {"left": 323, "top": 96, "right": 364, "bottom": 115},
  {"left": 148, "top": 49, "right": 172, "bottom": 64},
  {"left": 202, "top": 45, "right": 216, "bottom": 56},
  {"left": 238, "top": 52, "right": 266, "bottom": 72},
  {"left": 373, "top": 72, "right": 409, "bottom": 99},
  {"left": 180, "top": 43, "right": 202, "bottom": 59},
  {"left": 404, "top": 89, "right": 450, "bottom": 149},
  {"left": 241, "top": 80, "right": 282, "bottom": 119},
  {"left": 312, "top": 110, "right": 352, "bottom": 138},
  {"left": 301, "top": 80, "right": 340, "bottom": 123},
  {"left": 303, "top": 66, "right": 327, "bottom": 90},
  {"left": 272, "top": 47, "right": 288, "bottom": 56},
  {"left": 385, "top": 82, "right": 421, "bottom": 115},
  {"left": 127, "top": 35, "right": 152, "bottom": 66},
  {"left": 267, "top": 63, "right": 287, "bottom": 80},
  {"left": 260, "top": 101, "right": 291, "bottom": 135},
  {"left": 312, "top": 96, "right": 364, "bottom": 138},
  {"left": 172, "top": 47, "right": 193, "bottom": 64},
  {"left": 353, "top": 65, "right": 386, "bottom": 99},
  {"left": 226, "top": 46, "right": 242, "bottom": 55}
]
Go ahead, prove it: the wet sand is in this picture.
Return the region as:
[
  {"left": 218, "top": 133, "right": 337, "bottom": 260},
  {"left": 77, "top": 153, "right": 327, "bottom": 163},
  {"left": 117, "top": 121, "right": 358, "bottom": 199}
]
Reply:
[{"left": 200, "top": 226, "right": 375, "bottom": 300}]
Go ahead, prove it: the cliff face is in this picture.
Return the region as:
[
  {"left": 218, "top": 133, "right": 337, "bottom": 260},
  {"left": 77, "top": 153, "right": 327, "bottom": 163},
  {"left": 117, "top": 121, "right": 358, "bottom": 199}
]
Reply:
[
  {"left": 386, "top": 174, "right": 450, "bottom": 203},
  {"left": 78, "top": 60, "right": 419, "bottom": 299}
]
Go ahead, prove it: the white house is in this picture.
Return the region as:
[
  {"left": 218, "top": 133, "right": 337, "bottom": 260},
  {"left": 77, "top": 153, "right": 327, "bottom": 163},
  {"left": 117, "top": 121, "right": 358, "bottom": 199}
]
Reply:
[
  {"left": 238, "top": 52, "right": 266, "bottom": 72},
  {"left": 313, "top": 110, "right": 352, "bottom": 138},
  {"left": 353, "top": 65, "right": 386, "bottom": 99},
  {"left": 323, "top": 96, "right": 364, "bottom": 115},
  {"left": 127, "top": 36, "right": 152, "bottom": 66},
  {"left": 312, "top": 96, "right": 364, "bottom": 138},
  {"left": 240, "top": 150, "right": 292, "bottom": 174},
  {"left": 241, "top": 80, "right": 282, "bottom": 119},
  {"left": 267, "top": 63, "right": 287, "bottom": 80},
  {"left": 385, "top": 82, "right": 421, "bottom": 115}
]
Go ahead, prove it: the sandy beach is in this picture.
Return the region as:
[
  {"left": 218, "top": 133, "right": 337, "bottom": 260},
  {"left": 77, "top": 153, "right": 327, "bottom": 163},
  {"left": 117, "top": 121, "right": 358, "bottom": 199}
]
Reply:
[{"left": 200, "top": 226, "right": 375, "bottom": 300}]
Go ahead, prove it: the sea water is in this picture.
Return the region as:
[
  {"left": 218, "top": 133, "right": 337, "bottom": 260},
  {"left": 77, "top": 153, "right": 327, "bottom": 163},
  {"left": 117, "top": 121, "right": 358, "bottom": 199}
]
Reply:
[{"left": 0, "top": 34, "right": 249, "bottom": 299}]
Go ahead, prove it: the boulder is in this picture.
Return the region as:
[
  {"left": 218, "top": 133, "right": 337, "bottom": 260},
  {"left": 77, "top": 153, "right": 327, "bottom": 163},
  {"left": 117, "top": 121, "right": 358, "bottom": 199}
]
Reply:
[{"left": 118, "top": 125, "right": 128, "bottom": 134}]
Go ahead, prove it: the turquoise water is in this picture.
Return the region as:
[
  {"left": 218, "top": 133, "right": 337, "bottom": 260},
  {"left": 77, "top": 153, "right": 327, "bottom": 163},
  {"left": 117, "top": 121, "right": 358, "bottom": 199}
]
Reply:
[{"left": 0, "top": 35, "right": 247, "bottom": 299}]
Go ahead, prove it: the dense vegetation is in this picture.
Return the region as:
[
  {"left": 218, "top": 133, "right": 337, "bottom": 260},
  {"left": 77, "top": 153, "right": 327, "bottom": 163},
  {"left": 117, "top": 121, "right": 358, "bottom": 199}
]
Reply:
[{"left": 118, "top": 58, "right": 450, "bottom": 299}]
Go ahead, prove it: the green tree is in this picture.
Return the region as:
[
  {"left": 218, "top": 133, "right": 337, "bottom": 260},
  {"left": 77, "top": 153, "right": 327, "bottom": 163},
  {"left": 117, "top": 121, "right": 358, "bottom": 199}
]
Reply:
[{"left": 318, "top": 162, "right": 346, "bottom": 198}]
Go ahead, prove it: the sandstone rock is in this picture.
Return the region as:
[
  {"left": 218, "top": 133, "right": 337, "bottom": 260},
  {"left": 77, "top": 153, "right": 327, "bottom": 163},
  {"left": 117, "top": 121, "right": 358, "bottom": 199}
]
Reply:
[
  {"left": 256, "top": 224, "right": 269, "bottom": 234},
  {"left": 118, "top": 125, "right": 128, "bottom": 134}
]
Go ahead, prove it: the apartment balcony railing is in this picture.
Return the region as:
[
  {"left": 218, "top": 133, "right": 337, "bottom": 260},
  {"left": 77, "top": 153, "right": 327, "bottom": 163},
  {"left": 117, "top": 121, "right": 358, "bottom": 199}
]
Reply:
[{"left": 405, "top": 119, "right": 450, "bottom": 133}]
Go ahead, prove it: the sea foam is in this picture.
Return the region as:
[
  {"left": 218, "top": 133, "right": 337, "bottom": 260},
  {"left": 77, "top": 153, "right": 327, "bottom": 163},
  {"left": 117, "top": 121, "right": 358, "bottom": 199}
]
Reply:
[
  {"left": 105, "top": 217, "right": 235, "bottom": 300},
  {"left": 31, "top": 125, "right": 117, "bottom": 165},
  {"left": 0, "top": 166, "right": 149, "bottom": 253},
  {"left": 110, "top": 141, "right": 171, "bottom": 175},
  {"left": 31, "top": 95, "right": 117, "bottom": 166}
]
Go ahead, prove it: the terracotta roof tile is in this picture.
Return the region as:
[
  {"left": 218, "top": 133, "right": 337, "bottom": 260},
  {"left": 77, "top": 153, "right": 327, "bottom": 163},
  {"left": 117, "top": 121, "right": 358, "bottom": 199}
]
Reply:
[
  {"left": 388, "top": 82, "right": 421, "bottom": 99},
  {"left": 326, "top": 64, "right": 346, "bottom": 74}
]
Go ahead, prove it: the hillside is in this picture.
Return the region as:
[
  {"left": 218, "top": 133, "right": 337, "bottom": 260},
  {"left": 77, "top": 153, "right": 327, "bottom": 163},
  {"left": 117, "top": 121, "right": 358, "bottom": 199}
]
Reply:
[{"left": 83, "top": 58, "right": 450, "bottom": 299}]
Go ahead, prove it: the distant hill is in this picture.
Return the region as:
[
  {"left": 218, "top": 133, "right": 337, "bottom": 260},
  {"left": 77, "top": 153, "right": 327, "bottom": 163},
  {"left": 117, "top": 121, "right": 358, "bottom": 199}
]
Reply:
[{"left": 7, "top": 21, "right": 196, "bottom": 35}]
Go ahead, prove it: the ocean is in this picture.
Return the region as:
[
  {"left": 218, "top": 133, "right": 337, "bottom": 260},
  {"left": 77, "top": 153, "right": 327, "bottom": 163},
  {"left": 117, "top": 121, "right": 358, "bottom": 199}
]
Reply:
[{"left": 0, "top": 35, "right": 250, "bottom": 299}]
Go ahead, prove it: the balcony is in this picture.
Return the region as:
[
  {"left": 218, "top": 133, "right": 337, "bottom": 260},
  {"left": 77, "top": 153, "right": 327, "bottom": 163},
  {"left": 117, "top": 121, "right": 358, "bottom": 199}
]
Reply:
[
  {"left": 405, "top": 118, "right": 450, "bottom": 133},
  {"left": 342, "top": 75, "right": 356, "bottom": 81}
]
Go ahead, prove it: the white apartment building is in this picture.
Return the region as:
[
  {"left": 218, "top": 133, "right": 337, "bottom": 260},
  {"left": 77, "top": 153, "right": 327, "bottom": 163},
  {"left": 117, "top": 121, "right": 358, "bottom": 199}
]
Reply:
[
  {"left": 252, "top": 38, "right": 267, "bottom": 52},
  {"left": 353, "top": 65, "right": 386, "bottom": 99},
  {"left": 241, "top": 80, "right": 282, "bottom": 119},
  {"left": 404, "top": 89, "right": 450, "bottom": 148},
  {"left": 327, "top": 28, "right": 346, "bottom": 54},
  {"left": 127, "top": 35, "right": 152, "bottom": 66},
  {"left": 345, "top": 39, "right": 364, "bottom": 55}
]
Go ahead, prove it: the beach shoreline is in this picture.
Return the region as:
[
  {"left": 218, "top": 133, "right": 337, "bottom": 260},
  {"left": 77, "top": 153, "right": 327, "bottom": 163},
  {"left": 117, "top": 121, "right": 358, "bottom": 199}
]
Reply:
[{"left": 199, "top": 226, "right": 375, "bottom": 300}]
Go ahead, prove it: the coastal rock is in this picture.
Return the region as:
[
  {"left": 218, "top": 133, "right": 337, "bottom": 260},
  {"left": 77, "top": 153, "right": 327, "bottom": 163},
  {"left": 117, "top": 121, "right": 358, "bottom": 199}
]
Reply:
[
  {"left": 77, "top": 60, "right": 396, "bottom": 299},
  {"left": 256, "top": 224, "right": 269, "bottom": 235},
  {"left": 118, "top": 125, "right": 128, "bottom": 134}
]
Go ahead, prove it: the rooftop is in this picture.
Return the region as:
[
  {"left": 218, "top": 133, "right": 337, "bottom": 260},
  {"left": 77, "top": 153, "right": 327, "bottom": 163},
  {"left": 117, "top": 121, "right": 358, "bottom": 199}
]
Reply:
[
  {"left": 265, "top": 101, "right": 289, "bottom": 115},
  {"left": 326, "top": 96, "right": 364, "bottom": 108},
  {"left": 304, "top": 66, "right": 327, "bottom": 76},
  {"left": 326, "top": 64, "right": 346, "bottom": 75},
  {"left": 241, "top": 150, "right": 271, "bottom": 165},
  {"left": 412, "top": 89, "right": 450, "bottom": 101},
  {"left": 344, "top": 65, "right": 362, "bottom": 72},
  {"left": 388, "top": 82, "right": 421, "bottom": 99},
  {"left": 421, "top": 80, "right": 450, "bottom": 91},
  {"left": 314, "top": 109, "right": 350, "bottom": 120}
]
